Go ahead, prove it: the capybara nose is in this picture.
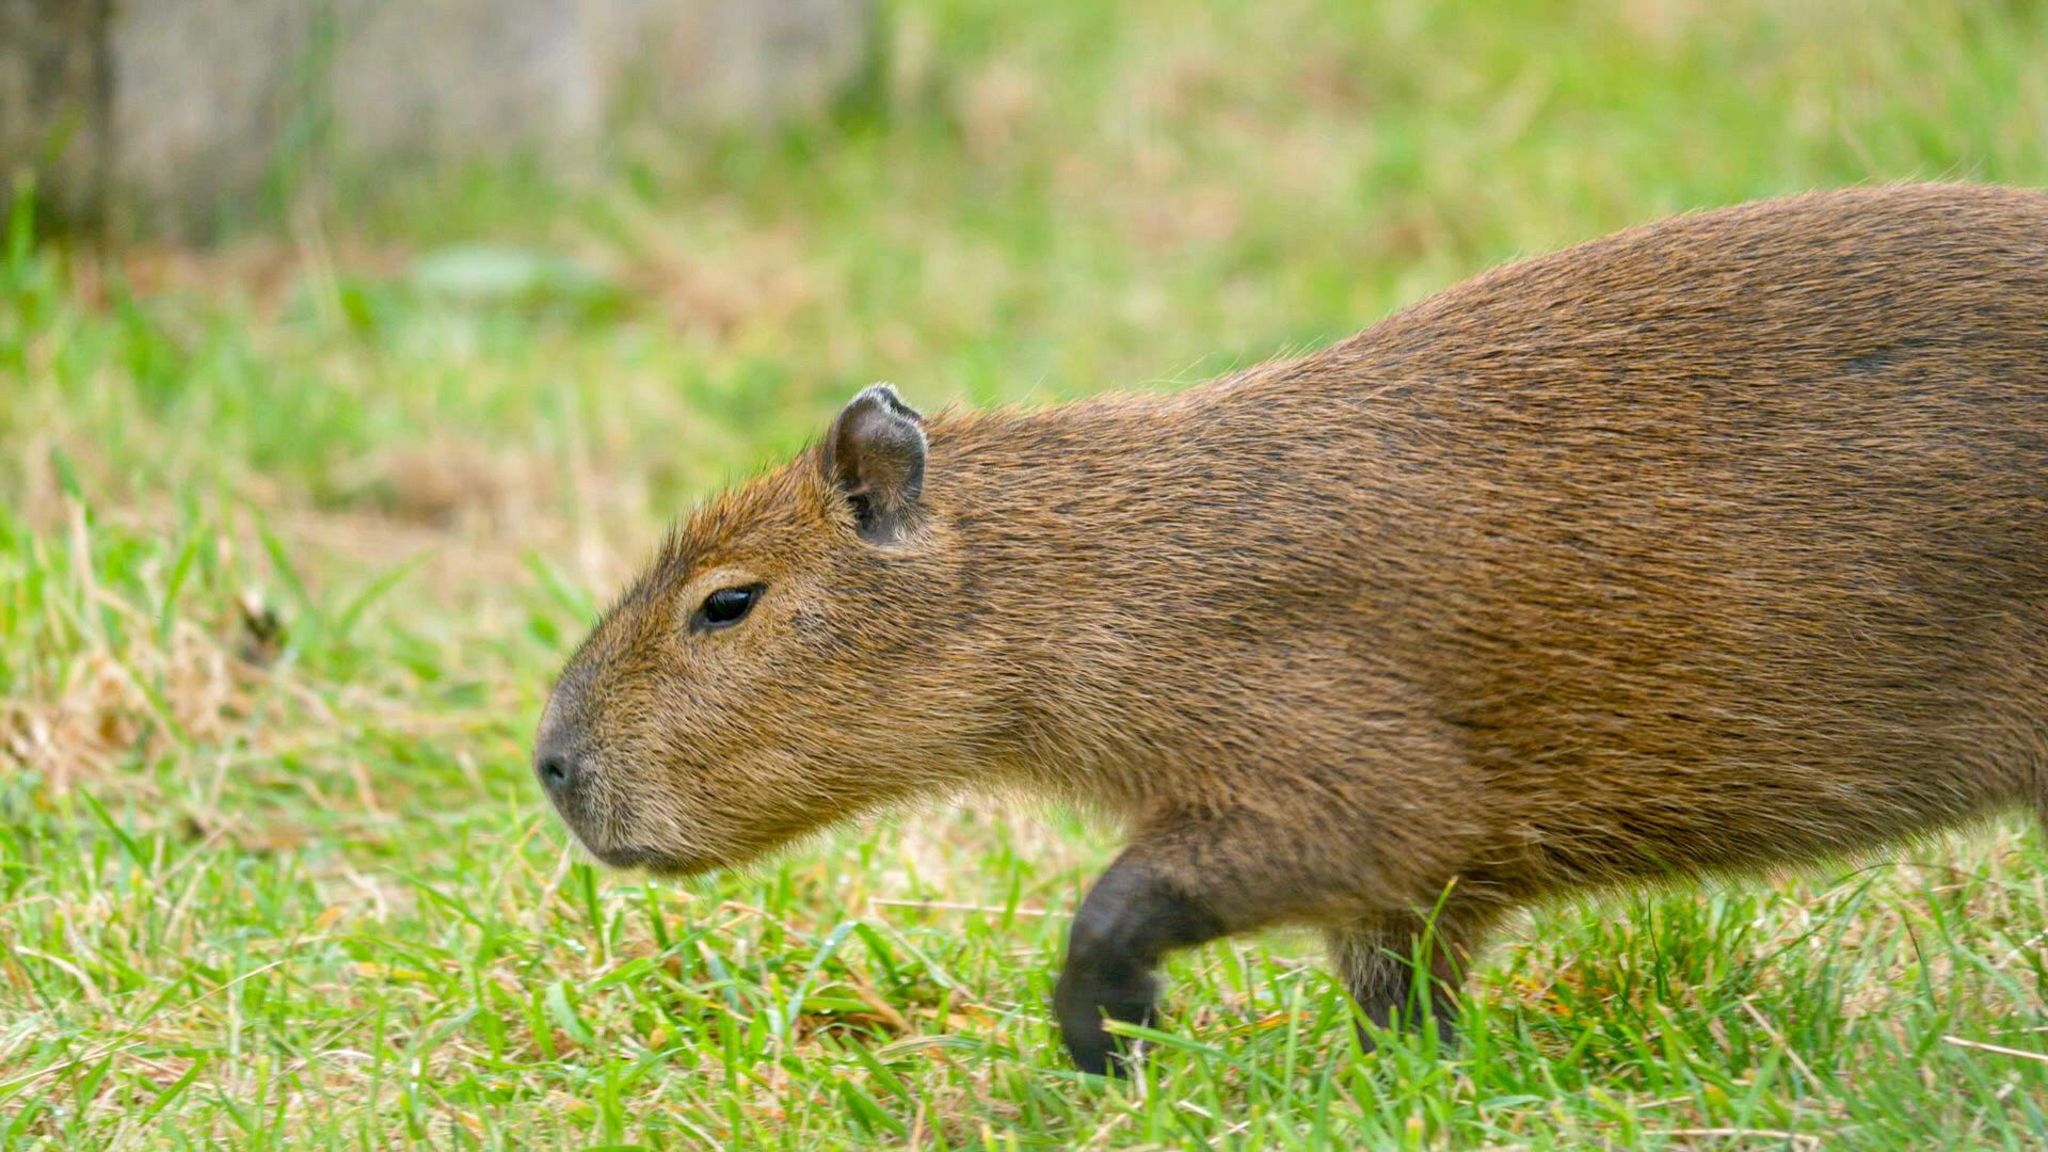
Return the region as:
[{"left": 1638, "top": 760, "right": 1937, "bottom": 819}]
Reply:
[
  {"left": 534, "top": 672, "right": 592, "bottom": 813},
  {"left": 536, "top": 750, "right": 574, "bottom": 796},
  {"left": 534, "top": 739, "right": 583, "bottom": 809}
]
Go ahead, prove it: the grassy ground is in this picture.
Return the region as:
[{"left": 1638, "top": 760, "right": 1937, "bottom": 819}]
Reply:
[{"left": 5, "top": 0, "right": 2048, "bottom": 1146}]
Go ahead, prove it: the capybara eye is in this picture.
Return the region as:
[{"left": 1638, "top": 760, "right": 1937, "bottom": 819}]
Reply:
[{"left": 692, "top": 584, "right": 764, "bottom": 633}]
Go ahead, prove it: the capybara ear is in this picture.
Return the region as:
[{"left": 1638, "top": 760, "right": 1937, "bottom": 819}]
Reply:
[{"left": 822, "top": 384, "right": 927, "bottom": 544}]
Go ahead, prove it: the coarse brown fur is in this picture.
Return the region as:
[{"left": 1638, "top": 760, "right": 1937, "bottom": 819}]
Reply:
[{"left": 536, "top": 183, "right": 2048, "bottom": 1072}]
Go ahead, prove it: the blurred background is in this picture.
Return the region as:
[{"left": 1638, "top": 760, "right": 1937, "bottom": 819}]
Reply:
[{"left": 3, "top": 1, "right": 2046, "bottom": 1147}]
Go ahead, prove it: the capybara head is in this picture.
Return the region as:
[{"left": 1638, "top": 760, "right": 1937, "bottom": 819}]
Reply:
[{"left": 533, "top": 385, "right": 982, "bottom": 873}]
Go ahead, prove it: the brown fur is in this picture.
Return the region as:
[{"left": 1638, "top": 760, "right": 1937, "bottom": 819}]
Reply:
[{"left": 537, "top": 183, "right": 2048, "bottom": 1069}]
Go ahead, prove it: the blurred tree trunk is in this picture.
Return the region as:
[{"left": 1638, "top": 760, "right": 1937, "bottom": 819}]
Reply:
[
  {"left": 0, "top": 0, "right": 111, "bottom": 232},
  {"left": 0, "top": 0, "right": 877, "bottom": 242}
]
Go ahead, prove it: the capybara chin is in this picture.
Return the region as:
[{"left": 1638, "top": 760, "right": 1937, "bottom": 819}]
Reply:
[{"left": 536, "top": 183, "right": 2048, "bottom": 1075}]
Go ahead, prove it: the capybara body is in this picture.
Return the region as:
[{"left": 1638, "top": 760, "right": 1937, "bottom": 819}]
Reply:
[{"left": 536, "top": 184, "right": 2048, "bottom": 1073}]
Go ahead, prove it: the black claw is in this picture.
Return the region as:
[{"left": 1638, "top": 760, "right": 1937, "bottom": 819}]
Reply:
[{"left": 1056, "top": 961, "right": 1156, "bottom": 1076}]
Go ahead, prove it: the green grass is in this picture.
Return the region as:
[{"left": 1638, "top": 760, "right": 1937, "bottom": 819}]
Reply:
[{"left": 5, "top": 0, "right": 2048, "bottom": 1146}]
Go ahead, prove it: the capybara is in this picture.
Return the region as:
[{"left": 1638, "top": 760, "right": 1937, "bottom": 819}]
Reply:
[{"left": 536, "top": 183, "right": 2048, "bottom": 1074}]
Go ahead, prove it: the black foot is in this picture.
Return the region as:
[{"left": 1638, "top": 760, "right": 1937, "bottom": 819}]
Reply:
[{"left": 1053, "top": 856, "right": 1226, "bottom": 1076}]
